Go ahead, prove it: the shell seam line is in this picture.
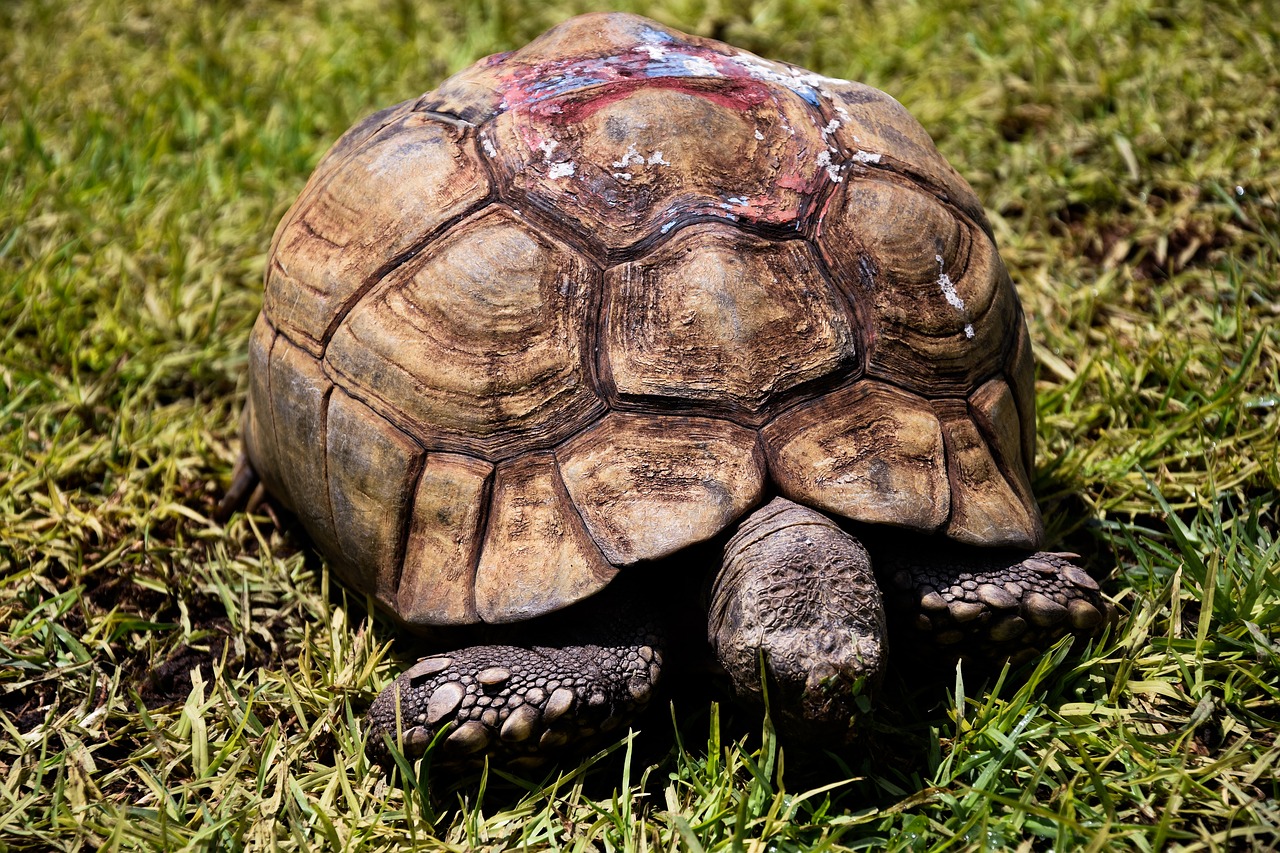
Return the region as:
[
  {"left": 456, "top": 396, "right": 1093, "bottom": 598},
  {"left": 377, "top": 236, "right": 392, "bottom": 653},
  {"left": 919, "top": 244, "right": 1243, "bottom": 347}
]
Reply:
[
  {"left": 390, "top": 448, "right": 429, "bottom": 602},
  {"left": 316, "top": 191, "right": 499, "bottom": 357},
  {"left": 548, "top": 449, "right": 618, "bottom": 577},
  {"left": 462, "top": 464, "right": 494, "bottom": 623}
]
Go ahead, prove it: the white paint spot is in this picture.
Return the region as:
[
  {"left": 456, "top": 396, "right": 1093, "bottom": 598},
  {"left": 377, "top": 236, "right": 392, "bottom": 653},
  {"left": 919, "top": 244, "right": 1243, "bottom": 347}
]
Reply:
[
  {"left": 793, "top": 70, "right": 853, "bottom": 88},
  {"left": 726, "top": 196, "right": 748, "bottom": 205},
  {"left": 754, "top": 129, "right": 764, "bottom": 141},
  {"left": 821, "top": 118, "right": 840, "bottom": 138},
  {"left": 613, "top": 144, "right": 644, "bottom": 168},
  {"left": 538, "top": 138, "right": 574, "bottom": 179},
  {"left": 729, "top": 54, "right": 768, "bottom": 76},
  {"left": 640, "top": 45, "right": 667, "bottom": 60},
  {"left": 816, "top": 149, "right": 843, "bottom": 182},
  {"left": 852, "top": 150, "right": 882, "bottom": 164},
  {"left": 729, "top": 55, "right": 852, "bottom": 100},
  {"left": 480, "top": 134, "right": 497, "bottom": 158},
  {"left": 613, "top": 172, "right": 633, "bottom": 181},
  {"left": 660, "top": 221, "right": 676, "bottom": 234},
  {"left": 614, "top": 145, "right": 670, "bottom": 170},
  {"left": 682, "top": 56, "right": 721, "bottom": 77},
  {"left": 936, "top": 254, "right": 974, "bottom": 339}
]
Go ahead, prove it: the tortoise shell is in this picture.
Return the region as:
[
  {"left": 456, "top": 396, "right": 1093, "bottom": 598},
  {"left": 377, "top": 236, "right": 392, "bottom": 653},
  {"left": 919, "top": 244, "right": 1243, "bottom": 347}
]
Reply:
[{"left": 242, "top": 13, "right": 1043, "bottom": 629}]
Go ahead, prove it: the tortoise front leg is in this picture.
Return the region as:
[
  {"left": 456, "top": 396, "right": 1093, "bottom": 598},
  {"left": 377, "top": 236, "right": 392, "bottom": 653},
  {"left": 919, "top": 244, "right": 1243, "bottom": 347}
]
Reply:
[
  {"left": 878, "top": 546, "right": 1110, "bottom": 664},
  {"left": 366, "top": 586, "right": 664, "bottom": 769},
  {"left": 708, "top": 497, "right": 888, "bottom": 742}
]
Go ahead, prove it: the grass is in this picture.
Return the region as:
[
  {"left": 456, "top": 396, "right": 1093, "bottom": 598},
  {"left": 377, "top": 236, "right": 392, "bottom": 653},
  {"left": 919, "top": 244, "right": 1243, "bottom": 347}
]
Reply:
[{"left": 1, "top": 0, "right": 1278, "bottom": 849}]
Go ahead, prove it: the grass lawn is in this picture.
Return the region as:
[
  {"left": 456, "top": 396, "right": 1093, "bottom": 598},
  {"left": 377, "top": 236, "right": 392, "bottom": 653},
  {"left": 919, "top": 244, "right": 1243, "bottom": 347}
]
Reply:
[{"left": 2, "top": 0, "right": 1278, "bottom": 849}]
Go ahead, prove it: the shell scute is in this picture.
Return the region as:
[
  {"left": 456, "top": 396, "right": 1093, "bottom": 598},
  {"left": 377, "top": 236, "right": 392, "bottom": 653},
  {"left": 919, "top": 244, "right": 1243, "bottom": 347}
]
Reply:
[
  {"left": 244, "top": 315, "right": 285, "bottom": 506},
  {"left": 815, "top": 79, "right": 989, "bottom": 230},
  {"left": 267, "top": 333, "right": 341, "bottom": 561},
  {"left": 325, "top": 390, "right": 425, "bottom": 610},
  {"left": 602, "top": 224, "right": 859, "bottom": 420},
  {"left": 473, "top": 452, "right": 616, "bottom": 623},
  {"left": 324, "top": 206, "right": 605, "bottom": 460},
  {"left": 934, "top": 400, "right": 1043, "bottom": 548},
  {"left": 968, "top": 376, "right": 1037, "bottom": 523},
  {"left": 264, "top": 113, "right": 490, "bottom": 351},
  {"left": 248, "top": 13, "right": 1045, "bottom": 629},
  {"left": 398, "top": 453, "right": 492, "bottom": 626},
  {"left": 763, "top": 381, "right": 950, "bottom": 532},
  {"left": 485, "top": 80, "right": 831, "bottom": 253},
  {"left": 557, "top": 412, "right": 765, "bottom": 565},
  {"left": 818, "top": 178, "right": 1017, "bottom": 395}
]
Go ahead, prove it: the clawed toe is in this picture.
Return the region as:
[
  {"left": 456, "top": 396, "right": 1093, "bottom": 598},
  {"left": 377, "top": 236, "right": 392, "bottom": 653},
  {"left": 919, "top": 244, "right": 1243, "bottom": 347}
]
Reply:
[
  {"left": 366, "top": 642, "right": 660, "bottom": 767},
  {"left": 888, "top": 550, "right": 1111, "bottom": 660}
]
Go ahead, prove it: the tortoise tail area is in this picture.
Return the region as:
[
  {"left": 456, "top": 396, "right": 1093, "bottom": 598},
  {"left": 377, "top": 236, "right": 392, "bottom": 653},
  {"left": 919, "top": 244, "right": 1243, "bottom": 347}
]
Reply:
[{"left": 216, "top": 450, "right": 265, "bottom": 522}]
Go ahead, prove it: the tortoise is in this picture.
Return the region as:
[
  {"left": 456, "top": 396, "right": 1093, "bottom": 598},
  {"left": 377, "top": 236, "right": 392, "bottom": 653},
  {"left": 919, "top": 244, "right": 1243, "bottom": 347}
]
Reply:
[{"left": 233, "top": 12, "right": 1109, "bottom": 766}]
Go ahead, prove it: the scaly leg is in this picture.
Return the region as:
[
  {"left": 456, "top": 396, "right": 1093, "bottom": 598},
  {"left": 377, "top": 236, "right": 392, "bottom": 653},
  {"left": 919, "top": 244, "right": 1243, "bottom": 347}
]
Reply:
[
  {"left": 878, "top": 545, "right": 1109, "bottom": 664},
  {"left": 366, "top": 583, "right": 664, "bottom": 769}
]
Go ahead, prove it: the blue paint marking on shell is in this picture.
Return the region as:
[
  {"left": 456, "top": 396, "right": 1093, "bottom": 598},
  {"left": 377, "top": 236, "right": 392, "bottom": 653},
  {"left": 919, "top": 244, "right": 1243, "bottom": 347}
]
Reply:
[
  {"left": 525, "top": 69, "right": 613, "bottom": 98},
  {"left": 639, "top": 26, "right": 678, "bottom": 44},
  {"left": 519, "top": 48, "right": 726, "bottom": 103},
  {"left": 790, "top": 85, "right": 823, "bottom": 109},
  {"left": 496, "top": 20, "right": 842, "bottom": 124}
]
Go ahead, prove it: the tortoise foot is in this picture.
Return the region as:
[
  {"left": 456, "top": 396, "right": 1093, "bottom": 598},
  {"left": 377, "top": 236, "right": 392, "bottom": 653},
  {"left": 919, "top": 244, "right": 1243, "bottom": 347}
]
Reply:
[
  {"left": 884, "top": 548, "right": 1111, "bottom": 663},
  {"left": 366, "top": 637, "right": 662, "bottom": 768}
]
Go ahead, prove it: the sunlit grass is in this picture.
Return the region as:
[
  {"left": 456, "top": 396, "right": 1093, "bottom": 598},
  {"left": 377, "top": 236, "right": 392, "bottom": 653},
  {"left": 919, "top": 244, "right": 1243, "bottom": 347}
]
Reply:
[{"left": 2, "top": 0, "right": 1278, "bottom": 849}]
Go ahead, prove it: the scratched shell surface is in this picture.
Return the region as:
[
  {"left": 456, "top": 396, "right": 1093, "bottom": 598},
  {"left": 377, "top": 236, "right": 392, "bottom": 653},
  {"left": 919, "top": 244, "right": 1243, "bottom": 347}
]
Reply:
[{"left": 247, "top": 12, "right": 1043, "bottom": 629}]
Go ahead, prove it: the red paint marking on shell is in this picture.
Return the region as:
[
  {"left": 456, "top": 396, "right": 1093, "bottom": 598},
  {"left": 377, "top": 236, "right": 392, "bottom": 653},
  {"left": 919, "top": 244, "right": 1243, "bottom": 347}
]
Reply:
[
  {"left": 776, "top": 175, "right": 813, "bottom": 192},
  {"left": 522, "top": 75, "right": 774, "bottom": 126},
  {"left": 492, "top": 33, "right": 812, "bottom": 115},
  {"left": 474, "top": 29, "right": 843, "bottom": 232},
  {"left": 720, "top": 191, "right": 799, "bottom": 224}
]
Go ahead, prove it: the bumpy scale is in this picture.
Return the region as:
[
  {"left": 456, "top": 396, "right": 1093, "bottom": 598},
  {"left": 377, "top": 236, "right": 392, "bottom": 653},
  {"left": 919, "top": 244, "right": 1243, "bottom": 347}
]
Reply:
[
  {"left": 883, "top": 549, "right": 1109, "bottom": 660},
  {"left": 366, "top": 587, "right": 664, "bottom": 767}
]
